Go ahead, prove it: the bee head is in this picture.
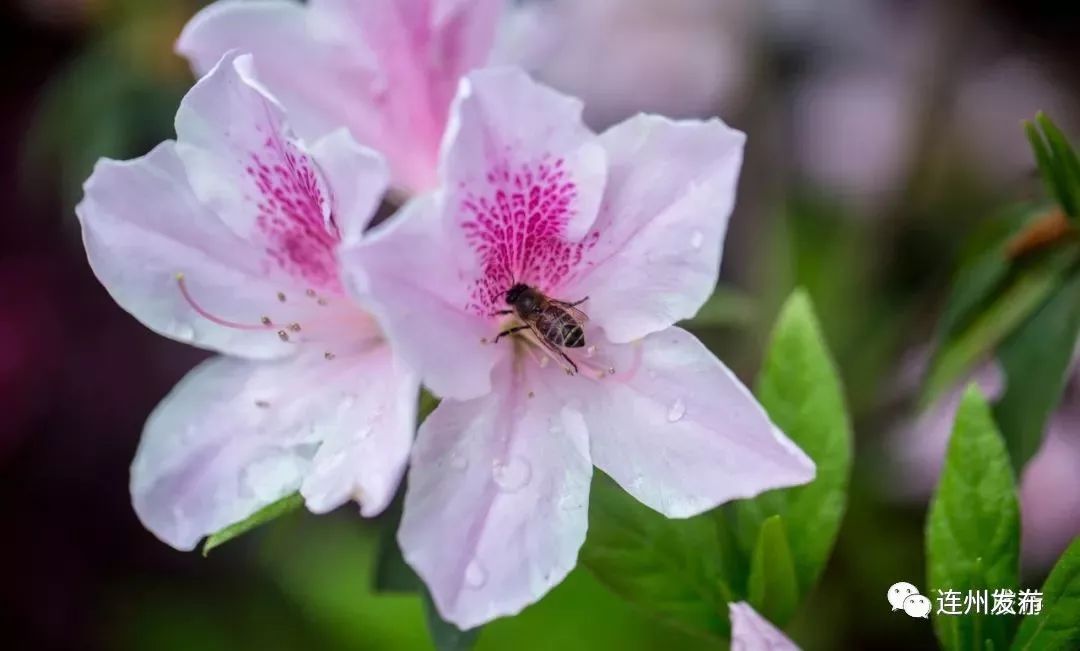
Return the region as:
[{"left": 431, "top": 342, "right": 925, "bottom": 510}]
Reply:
[{"left": 505, "top": 283, "right": 529, "bottom": 305}]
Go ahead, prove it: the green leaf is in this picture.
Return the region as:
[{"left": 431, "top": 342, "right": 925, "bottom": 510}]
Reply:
[
  {"left": 1036, "top": 114, "right": 1080, "bottom": 219},
  {"left": 422, "top": 590, "right": 482, "bottom": 651},
  {"left": 580, "top": 474, "right": 742, "bottom": 639},
  {"left": 1012, "top": 537, "right": 1080, "bottom": 651},
  {"left": 580, "top": 290, "right": 849, "bottom": 638},
  {"left": 734, "top": 290, "right": 852, "bottom": 600},
  {"left": 922, "top": 245, "right": 1079, "bottom": 407},
  {"left": 747, "top": 515, "right": 798, "bottom": 625},
  {"left": 932, "top": 205, "right": 1037, "bottom": 348},
  {"left": 1025, "top": 113, "right": 1080, "bottom": 219},
  {"left": 1026, "top": 122, "right": 1071, "bottom": 217},
  {"left": 927, "top": 387, "right": 1020, "bottom": 651},
  {"left": 202, "top": 492, "right": 305, "bottom": 556},
  {"left": 994, "top": 271, "right": 1080, "bottom": 472}
]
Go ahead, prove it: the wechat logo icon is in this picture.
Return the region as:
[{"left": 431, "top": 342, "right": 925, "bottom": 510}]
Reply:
[{"left": 888, "top": 581, "right": 931, "bottom": 618}]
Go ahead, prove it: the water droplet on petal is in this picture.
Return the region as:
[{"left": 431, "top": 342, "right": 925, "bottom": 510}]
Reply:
[
  {"left": 690, "top": 230, "right": 704, "bottom": 250},
  {"left": 492, "top": 456, "right": 532, "bottom": 492},
  {"left": 465, "top": 560, "right": 487, "bottom": 589},
  {"left": 585, "top": 345, "right": 596, "bottom": 358},
  {"left": 174, "top": 323, "right": 196, "bottom": 341},
  {"left": 449, "top": 453, "right": 469, "bottom": 471},
  {"left": 666, "top": 398, "right": 686, "bottom": 423}
]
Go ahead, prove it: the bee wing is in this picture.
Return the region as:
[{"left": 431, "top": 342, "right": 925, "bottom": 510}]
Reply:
[
  {"left": 523, "top": 321, "right": 578, "bottom": 372},
  {"left": 551, "top": 300, "right": 590, "bottom": 324}
]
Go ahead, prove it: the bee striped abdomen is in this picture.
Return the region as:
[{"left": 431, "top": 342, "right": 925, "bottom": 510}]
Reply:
[{"left": 538, "top": 308, "right": 586, "bottom": 348}]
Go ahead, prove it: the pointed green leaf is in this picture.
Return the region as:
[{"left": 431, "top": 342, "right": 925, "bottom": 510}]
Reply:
[
  {"left": 1026, "top": 120, "right": 1073, "bottom": 217},
  {"left": 1036, "top": 113, "right": 1080, "bottom": 219},
  {"left": 922, "top": 245, "right": 1078, "bottom": 407},
  {"left": 927, "top": 387, "right": 1020, "bottom": 651},
  {"left": 932, "top": 205, "right": 1038, "bottom": 349},
  {"left": 202, "top": 492, "right": 304, "bottom": 556},
  {"left": 747, "top": 515, "right": 798, "bottom": 626},
  {"left": 734, "top": 290, "right": 852, "bottom": 601},
  {"left": 580, "top": 474, "right": 742, "bottom": 639},
  {"left": 1012, "top": 537, "right": 1080, "bottom": 651},
  {"left": 580, "top": 290, "right": 849, "bottom": 638},
  {"left": 994, "top": 271, "right": 1080, "bottom": 472}
]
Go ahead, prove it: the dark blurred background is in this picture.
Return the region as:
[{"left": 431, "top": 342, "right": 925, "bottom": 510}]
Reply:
[{"left": 2, "top": 1, "right": 1078, "bottom": 649}]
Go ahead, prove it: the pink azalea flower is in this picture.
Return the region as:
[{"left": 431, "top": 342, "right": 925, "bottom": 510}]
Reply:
[
  {"left": 75, "top": 52, "right": 418, "bottom": 550},
  {"left": 729, "top": 602, "right": 800, "bottom": 651},
  {"left": 177, "top": 0, "right": 502, "bottom": 194},
  {"left": 342, "top": 68, "right": 815, "bottom": 627}
]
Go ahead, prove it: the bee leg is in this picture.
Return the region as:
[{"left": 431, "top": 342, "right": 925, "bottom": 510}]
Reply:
[
  {"left": 490, "top": 309, "right": 514, "bottom": 317},
  {"left": 493, "top": 325, "right": 529, "bottom": 343},
  {"left": 567, "top": 296, "right": 589, "bottom": 307},
  {"left": 557, "top": 350, "right": 579, "bottom": 375}
]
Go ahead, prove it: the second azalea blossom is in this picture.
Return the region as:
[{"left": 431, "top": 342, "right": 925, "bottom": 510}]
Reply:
[
  {"left": 178, "top": 0, "right": 502, "bottom": 194},
  {"left": 344, "top": 68, "right": 816, "bottom": 627},
  {"left": 76, "top": 52, "right": 417, "bottom": 550}
]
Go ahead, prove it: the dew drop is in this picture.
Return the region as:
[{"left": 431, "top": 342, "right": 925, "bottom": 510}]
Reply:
[
  {"left": 585, "top": 345, "right": 596, "bottom": 358},
  {"left": 465, "top": 560, "right": 487, "bottom": 589},
  {"left": 174, "top": 323, "right": 196, "bottom": 341},
  {"left": 690, "top": 230, "right": 704, "bottom": 250},
  {"left": 449, "top": 453, "right": 469, "bottom": 471},
  {"left": 492, "top": 456, "right": 532, "bottom": 492},
  {"left": 539, "top": 356, "right": 550, "bottom": 368},
  {"left": 666, "top": 398, "right": 686, "bottom": 423}
]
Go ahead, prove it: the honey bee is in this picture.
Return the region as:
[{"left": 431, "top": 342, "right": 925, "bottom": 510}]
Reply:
[{"left": 493, "top": 283, "right": 589, "bottom": 374}]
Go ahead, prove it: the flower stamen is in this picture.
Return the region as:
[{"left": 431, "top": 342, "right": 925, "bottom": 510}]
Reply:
[{"left": 176, "top": 273, "right": 278, "bottom": 332}]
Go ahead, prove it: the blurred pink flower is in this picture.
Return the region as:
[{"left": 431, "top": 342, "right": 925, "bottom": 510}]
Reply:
[
  {"left": 76, "top": 53, "right": 417, "bottom": 550},
  {"left": 891, "top": 357, "right": 1080, "bottom": 569},
  {"left": 730, "top": 602, "right": 800, "bottom": 651},
  {"left": 497, "top": 0, "right": 756, "bottom": 127},
  {"left": 177, "top": 0, "right": 502, "bottom": 194},
  {"left": 343, "top": 68, "right": 815, "bottom": 627},
  {"left": 787, "top": 0, "right": 1076, "bottom": 208}
]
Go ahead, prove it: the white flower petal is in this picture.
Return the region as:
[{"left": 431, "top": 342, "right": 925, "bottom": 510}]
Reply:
[
  {"left": 577, "top": 327, "right": 814, "bottom": 518},
  {"left": 132, "top": 345, "right": 415, "bottom": 550},
  {"left": 567, "top": 114, "right": 745, "bottom": 343},
  {"left": 398, "top": 358, "right": 591, "bottom": 629},
  {"left": 730, "top": 602, "right": 800, "bottom": 651}
]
